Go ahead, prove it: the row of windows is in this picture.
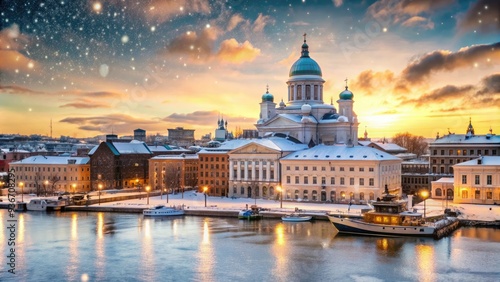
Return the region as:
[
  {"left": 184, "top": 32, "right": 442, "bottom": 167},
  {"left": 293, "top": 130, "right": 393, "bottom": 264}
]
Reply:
[
  {"left": 286, "top": 166, "right": 376, "bottom": 172},
  {"left": 199, "top": 164, "right": 226, "bottom": 169},
  {"left": 199, "top": 157, "right": 227, "bottom": 162},
  {"left": 460, "top": 190, "right": 496, "bottom": 200},
  {"left": 16, "top": 175, "right": 89, "bottom": 181},
  {"left": 402, "top": 177, "right": 429, "bottom": 184},
  {"left": 232, "top": 161, "right": 274, "bottom": 166},
  {"left": 21, "top": 183, "right": 89, "bottom": 189},
  {"left": 286, "top": 175, "right": 375, "bottom": 186},
  {"left": 199, "top": 179, "right": 226, "bottom": 186},
  {"left": 432, "top": 149, "right": 497, "bottom": 156},
  {"left": 432, "top": 159, "right": 470, "bottom": 164},
  {"left": 461, "top": 175, "right": 493, "bottom": 185},
  {"left": 199, "top": 172, "right": 226, "bottom": 178},
  {"left": 14, "top": 166, "right": 89, "bottom": 172},
  {"left": 232, "top": 169, "right": 275, "bottom": 180}
]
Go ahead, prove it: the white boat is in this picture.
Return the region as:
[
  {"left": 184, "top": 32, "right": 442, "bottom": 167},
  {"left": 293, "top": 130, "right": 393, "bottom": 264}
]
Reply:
[
  {"left": 282, "top": 213, "right": 312, "bottom": 222},
  {"left": 46, "top": 199, "right": 67, "bottom": 211},
  {"left": 238, "top": 205, "right": 263, "bottom": 220},
  {"left": 328, "top": 187, "right": 436, "bottom": 237},
  {"left": 143, "top": 205, "right": 185, "bottom": 216},
  {"left": 26, "top": 199, "right": 48, "bottom": 211}
]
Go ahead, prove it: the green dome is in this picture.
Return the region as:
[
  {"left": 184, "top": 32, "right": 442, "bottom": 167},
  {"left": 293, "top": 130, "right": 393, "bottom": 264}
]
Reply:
[
  {"left": 262, "top": 91, "right": 274, "bottom": 102},
  {"left": 339, "top": 86, "right": 353, "bottom": 100},
  {"left": 289, "top": 40, "right": 322, "bottom": 77}
]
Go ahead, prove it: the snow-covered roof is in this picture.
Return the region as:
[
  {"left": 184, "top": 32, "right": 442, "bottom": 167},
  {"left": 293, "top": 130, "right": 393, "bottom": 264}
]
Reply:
[
  {"left": 151, "top": 154, "right": 199, "bottom": 160},
  {"left": 454, "top": 156, "right": 500, "bottom": 166},
  {"left": 112, "top": 142, "right": 152, "bottom": 154},
  {"left": 431, "top": 134, "right": 500, "bottom": 145},
  {"left": 147, "top": 145, "right": 172, "bottom": 152},
  {"left": 281, "top": 144, "right": 401, "bottom": 161},
  {"left": 432, "top": 177, "right": 454, "bottom": 183},
  {"left": 10, "top": 155, "right": 90, "bottom": 165},
  {"left": 358, "top": 141, "right": 407, "bottom": 152}
]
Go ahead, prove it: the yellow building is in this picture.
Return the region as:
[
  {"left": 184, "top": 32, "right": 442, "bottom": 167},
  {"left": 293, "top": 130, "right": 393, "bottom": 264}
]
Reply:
[
  {"left": 10, "top": 155, "right": 91, "bottom": 195},
  {"left": 453, "top": 156, "right": 500, "bottom": 204}
]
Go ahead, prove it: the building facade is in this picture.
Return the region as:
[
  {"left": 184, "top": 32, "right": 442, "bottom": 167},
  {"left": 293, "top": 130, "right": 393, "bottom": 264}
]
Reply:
[
  {"left": 167, "top": 127, "right": 195, "bottom": 148},
  {"left": 280, "top": 144, "right": 402, "bottom": 203},
  {"left": 149, "top": 154, "right": 198, "bottom": 194},
  {"left": 88, "top": 141, "right": 153, "bottom": 190},
  {"left": 429, "top": 121, "right": 500, "bottom": 176},
  {"left": 255, "top": 36, "right": 358, "bottom": 146},
  {"left": 452, "top": 156, "right": 500, "bottom": 204},
  {"left": 10, "top": 156, "right": 90, "bottom": 194},
  {"left": 227, "top": 138, "right": 308, "bottom": 200}
]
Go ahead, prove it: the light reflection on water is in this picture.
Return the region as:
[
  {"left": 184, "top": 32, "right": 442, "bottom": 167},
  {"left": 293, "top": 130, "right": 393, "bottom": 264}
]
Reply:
[{"left": 0, "top": 211, "right": 499, "bottom": 282}]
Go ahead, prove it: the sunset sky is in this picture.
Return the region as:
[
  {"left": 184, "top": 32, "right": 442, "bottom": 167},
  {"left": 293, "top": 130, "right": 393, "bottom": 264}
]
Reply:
[{"left": 0, "top": 0, "right": 499, "bottom": 140}]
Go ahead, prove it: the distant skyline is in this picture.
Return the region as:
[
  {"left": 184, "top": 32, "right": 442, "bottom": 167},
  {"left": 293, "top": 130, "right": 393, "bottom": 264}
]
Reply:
[{"left": 1, "top": 0, "right": 499, "bottom": 139}]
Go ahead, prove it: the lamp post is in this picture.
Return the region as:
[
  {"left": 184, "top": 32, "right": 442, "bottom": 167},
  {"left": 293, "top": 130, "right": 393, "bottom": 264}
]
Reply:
[
  {"left": 146, "top": 186, "right": 150, "bottom": 205},
  {"left": 277, "top": 186, "right": 283, "bottom": 209},
  {"left": 421, "top": 190, "right": 429, "bottom": 219},
  {"left": 98, "top": 184, "right": 103, "bottom": 205},
  {"left": 203, "top": 186, "right": 208, "bottom": 207},
  {"left": 44, "top": 180, "right": 49, "bottom": 197},
  {"left": 19, "top": 182, "right": 24, "bottom": 203},
  {"left": 72, "top": 183, "right": 76, "bottom": 194}
]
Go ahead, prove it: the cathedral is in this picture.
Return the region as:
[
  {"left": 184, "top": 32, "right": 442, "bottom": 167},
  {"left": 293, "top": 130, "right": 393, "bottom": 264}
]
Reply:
[{"left": 256, "top": 35, "right": 358, "bottom": 146}]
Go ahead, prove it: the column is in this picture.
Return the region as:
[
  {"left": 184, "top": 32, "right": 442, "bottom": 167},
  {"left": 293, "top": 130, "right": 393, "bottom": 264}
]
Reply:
[
  {"left": 259, "top": 160, "right": 263, "bottom": 182},
  {"left": 229, "top": 160, "right": 234, "bottom": 181},
  {"left": 244, "top": 161, "right": 248, "bottom": 181}
]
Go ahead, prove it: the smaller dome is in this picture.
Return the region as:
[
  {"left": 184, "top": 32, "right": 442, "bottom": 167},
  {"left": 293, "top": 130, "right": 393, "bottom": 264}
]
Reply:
[
  {"left": 279, "top": 99, "right": 286, "bottom": 108},
  {"left": 261, "top": 87, "right": 274, "bottom": 102},
  {"left": 338, "top": 116, "right": 348, "bottom": 122},
  {"left": 339, "top": 86, "right": 354, "bottom": 100},
  {"left": 301, "top": 103, "right": 312, "bottom": 114}
]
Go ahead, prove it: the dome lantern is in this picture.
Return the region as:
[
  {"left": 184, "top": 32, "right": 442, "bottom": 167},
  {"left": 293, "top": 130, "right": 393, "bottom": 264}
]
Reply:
[{"left": 289, "top": 34, "right": 322, "bottom": 77}]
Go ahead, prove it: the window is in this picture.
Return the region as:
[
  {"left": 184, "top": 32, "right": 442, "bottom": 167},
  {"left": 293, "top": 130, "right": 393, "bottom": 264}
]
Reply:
[
  {"left": 350, "top": 178, "right": 354, "bottom": 185},
  {"left": 233, "top": 186, "right": 237, "bottom": 194},
  {"left": 484, "top": 149, "right": 489, "bottom": 155},
  {"left": 340, "top": 167, "right": 344, "bottom": 171},
  {"left": 369, "top": 168, "right": 374, "bottom": 172},
  {"left": 433, "top": 150, "right": 437, "bottom": 155},
  {"left": 463, "top": 150, "right": 467, "bottom": 156},
  {"left": 493, "top": 150, "right": 497, "bottom": 155},
  {"left": 441, "top": 150, "right": 444, "bottom": 155},
  {"left": 312, "top": 177, "right": 317, "bottom": 184},
  {"left": 330, "top": 167, "right": 335, "bottom": 171},
  {"left": 340, "top": 177, "right": 345, "bottom": 185},
  {"left": 349, "top": 167, "right": 354, "bottom": 172},
  {"left": 321, "top": 177, "right": 326, "bottom": 185},
  {"left": 369, "top": 178, "right": 374, "bottom": 186},
  {"left": 359, "top": 178, "right": 364, "bottom": 186},
  {"left": 312, "top": 166, "right": 317, "bottom": 171},
  {"left": 304, "top": 166, "right": 308, "bottom": 171},
  {"left": 469, "top": 150, "right": 474, "bottom": 155},
  {"left": 295, "top": 166, "right": 299, "bottom": 171},
  {"left": 286, "top": 176, "right": 291, "bottom": 184},
  {"left": 330, "top": 177, "right": 335, "bottom": 185},
  {"left": 461, "top": 190, "right": 468, "bottom": 198},
  {"left": 295, "top": 176, "right": 299, "bottom": 184},
  {"left": 477, "top": 150, "right": 482, "bottom": 155},
  {"left": 286, "top": 166, "right": 290, "bottom": 171},
  {"left": 475, "top": 190, "right": 480, "bottom": 199},
  {"left": 449, "top": 149, "right": 453, "bottom": 155},
  {"left": 475, "top": 175, "right": 480, "bottom": 185},
  {"left": 241, "top": 187, "right": 244, "bottom": 195},
  {"left": 487, "top": 175, "right": 492, "bottom": 185},
  {"left": 457, "top": 150, "right": 461, "bottom": 155},
  {"left": 359, "top": 167, "right": 364, "bottom": 172},
  {"left": 304, "top": 176, "right": 309, "bottom": 184},
  {"left": 486, "top": 192, "right": 492, "bottom": 199},
  {"left": 321, "top": 167, "right": 326, "bottom": 171}
]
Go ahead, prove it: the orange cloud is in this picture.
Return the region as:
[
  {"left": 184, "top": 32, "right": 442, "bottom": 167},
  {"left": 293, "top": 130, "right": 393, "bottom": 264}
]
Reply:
[
  {"left": 216, "top": 39, "right": 261, "bottom": 64},
  {"left": 227, "top": 14, "right": 246, "bottom": 31},
  {"left": 253, "top": 13, "right": 274, "bottom": 32},
  {"left": 145, "top": 0, "right": 211, "bottom": 24}
]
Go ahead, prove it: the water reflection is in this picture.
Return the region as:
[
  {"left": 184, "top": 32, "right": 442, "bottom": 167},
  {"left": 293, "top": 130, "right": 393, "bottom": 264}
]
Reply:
[
  {"left": 95, "top": 212, "right": 105, "bottom": 281},
  {"left": 416, "top": 244, "right": 436, "bottom": 282},
  {"left": 66, "top": 213, "right": 79, "bottom": 280},
  {"left": 196, "top": 219, "right": 215, "bottom": 281}
]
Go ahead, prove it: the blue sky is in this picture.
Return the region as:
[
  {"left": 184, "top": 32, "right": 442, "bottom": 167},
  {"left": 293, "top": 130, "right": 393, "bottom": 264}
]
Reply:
[{"left": 0, "top": 0, "right": 498, "bottom": 139}]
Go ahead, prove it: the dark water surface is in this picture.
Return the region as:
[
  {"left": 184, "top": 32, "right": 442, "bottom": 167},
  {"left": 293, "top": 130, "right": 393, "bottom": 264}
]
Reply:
[{"left": 1, "top": 211, "right": 499, "bottom": 281}]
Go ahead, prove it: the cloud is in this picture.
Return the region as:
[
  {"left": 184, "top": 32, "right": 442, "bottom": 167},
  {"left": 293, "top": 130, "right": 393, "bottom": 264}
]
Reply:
[
  {"left": 59, "top": 99, "right": 111, "bottom": 109},
  {"left": 352, "top": 70, "right": 395, "bottom": 95},
  {"left": 216, "top": 39, "right": 261, "bottom": 64},
  {"left": 0, "top": 25, "right": 36, "bottom": 73},
  {"left": 60, "top": 114, "right": 159, "bottom": 134},
  {"left": 401, "top": 84, "right": 474, "bottom": 107},
  {"left": 0, "top": 85, "right": 44, "bottom": 95},
  {"left": 227, "top": 14, "right": 246, "bottom": 31},
  {"left": 399, "top": 42, "right": 500, "bottom": 84},
  {"left": 333, "top": 0, "right": 343, "bottom": 7},
  {"left": 401, "top": 16, "right": 434, "bottom": 29},
  {"left": 144, "top": 0, "right": 211, "bottom": 24},
  {"left": 366, "top": 0, "right": 453, "bottom": 28},
  {"left": 162, "top": 111, "right": 218, "bottom": 126},
  {"left": 165, "top": 28, "right": 219, "bottom": 60},
  {"left": 477, "top": 73, "right": 500, "bottom": 95},
  {"left": 253, "top": 13, "right": 274, "bottom": 32},
  {"left": 457, "top": 0, "right": 500, "bottom": 34}
]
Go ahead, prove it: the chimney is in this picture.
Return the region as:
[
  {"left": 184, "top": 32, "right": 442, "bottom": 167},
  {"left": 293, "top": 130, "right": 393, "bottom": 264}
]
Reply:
[{"left": 477, "top": 155, "right": 482, "bottom": 165}]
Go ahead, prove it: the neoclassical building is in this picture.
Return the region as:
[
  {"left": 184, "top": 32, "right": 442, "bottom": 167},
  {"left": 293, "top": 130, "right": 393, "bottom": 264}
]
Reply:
[
  {"left": 453, "top": 156, "right": 500, "bottom": 204},
  {"left": 280, "top": 144, "right": 402, "bottom": 203},
  {"left": 256, "top": 36, "right": 358, "bottom": 146}
]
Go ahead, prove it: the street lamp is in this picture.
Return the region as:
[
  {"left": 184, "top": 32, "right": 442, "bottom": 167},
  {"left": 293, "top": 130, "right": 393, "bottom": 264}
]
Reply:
[
  {"left": 146, "top": 186, "right": 150, "bottom": 205},
  {"left": 203, "top": 186, "right": 208, "bottom": 207},
  {"left": 98, "top": 184, "right": 103, "bottom": 205},
  {"left": 19, "top": 182, "right": 24, "bottom": 203},
  {"left": 44, "top": 180, "right": 49, "bottom": 197},
  {"left": 72, "top": 183, "right": 76, "bottom": 194},
  {"left": 277, "top": 186, "right": 283, "bottom": 209},
  {"left": 421, "top": 190, "right": 429, "bottom": 219}
]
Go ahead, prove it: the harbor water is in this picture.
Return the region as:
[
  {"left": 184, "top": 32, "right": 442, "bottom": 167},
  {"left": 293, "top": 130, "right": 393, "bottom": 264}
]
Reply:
[{"left": 1, "top": 211, "right": 499, "bottom": 281}]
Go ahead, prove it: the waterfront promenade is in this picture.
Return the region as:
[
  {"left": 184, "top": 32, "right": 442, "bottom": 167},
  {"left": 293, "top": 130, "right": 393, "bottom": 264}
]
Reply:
[{"left": 3, "top": 190, "right": 498, "bottom": 223}]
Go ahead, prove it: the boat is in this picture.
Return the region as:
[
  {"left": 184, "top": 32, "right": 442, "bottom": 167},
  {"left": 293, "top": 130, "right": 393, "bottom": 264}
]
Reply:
[
  {"left": 143, "top": 205, "right": 185, "bottom": 216},
  {"left": 26, "top": 199, "right": 48, "bottom": 211},
  {"left": 282, "top": 213, "right": 312, "bottom": 222},
  {"left": 238, "top": 205, "right": 263, "bottom": 220},
  {"left": 46, "top": 199, "right": 67, "bottom": 211},
  {"left": 328, "top": 186, "right": 436, "bottom": 237}
]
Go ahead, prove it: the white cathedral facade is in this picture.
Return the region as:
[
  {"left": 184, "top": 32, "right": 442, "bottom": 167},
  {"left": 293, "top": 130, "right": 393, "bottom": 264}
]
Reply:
[{"left": 256, "top": 36, "right": 358, "bottom": 146}]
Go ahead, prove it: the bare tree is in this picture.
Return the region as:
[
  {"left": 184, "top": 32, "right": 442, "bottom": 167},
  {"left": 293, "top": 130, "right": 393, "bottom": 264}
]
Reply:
[
  {"left": 392, "top": 132, "right": 428, "bottom": 157},
  {"left": 164, "top": 163, "right": 181, "bottom": 194},
  {"left": 33, "top": 172, "right": 42, "bottom": 196},
  {"left": 48, "top": 174, "right": 61, "bottom": 195}
]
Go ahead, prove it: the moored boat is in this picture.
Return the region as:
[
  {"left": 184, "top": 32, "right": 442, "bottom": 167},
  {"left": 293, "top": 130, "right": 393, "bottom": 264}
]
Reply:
[
  {"left": 143, "top": 205, "right": 185, "bottom": 216},
  {"left": 26, "top": 199, "right": 48, "bottom": 211},
  {"left": 282, "top": 213, "right": 312, "bottom": 222},
  {"left": 238, "top": 205, "right": 263, "bottom": 220},
  {"left": 328, "top": 186, "right": 436, "bottom": 237}
]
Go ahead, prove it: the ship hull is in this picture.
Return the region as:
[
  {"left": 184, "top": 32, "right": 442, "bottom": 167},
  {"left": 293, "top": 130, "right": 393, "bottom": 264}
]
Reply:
[{"left": 328, "top": 216, "right": 435, "bottom": 237}]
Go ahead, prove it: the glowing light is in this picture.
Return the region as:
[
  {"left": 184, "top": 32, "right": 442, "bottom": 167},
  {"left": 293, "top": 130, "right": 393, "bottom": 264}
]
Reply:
[
  {"left": 121, "top": 35, "right": 129, "bottom": 43},
  {"left": 206, "top": 24, "right": 211, "bottom": 28},
  {"left": 27, "top": 62, "right": 34, "bottom": 69},
  {"left": 383, "top": 27, "right": 388, "bottom": 32},
  {"left": 150, "top": 26, "right": 156, "bottom": 32},
  {"left": 92, "top": 2, "right": 102, "bottom": 13},
  {"left": 180, "top": 6, "right": 184, "bottom": 11}
]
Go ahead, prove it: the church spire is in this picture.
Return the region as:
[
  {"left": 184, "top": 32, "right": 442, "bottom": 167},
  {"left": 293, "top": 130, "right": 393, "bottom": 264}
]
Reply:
[
  {"left": 466, "top": 117, "right": 475, "bottom": 135},
  {"left": 301, "top": 33, "right": 309, "bottom": 57}
]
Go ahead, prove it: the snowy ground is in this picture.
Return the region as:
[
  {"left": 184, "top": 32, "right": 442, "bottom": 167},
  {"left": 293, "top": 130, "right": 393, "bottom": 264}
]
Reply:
[{"left": 2, "top": 192, "right": 499, "bottom": 221}]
